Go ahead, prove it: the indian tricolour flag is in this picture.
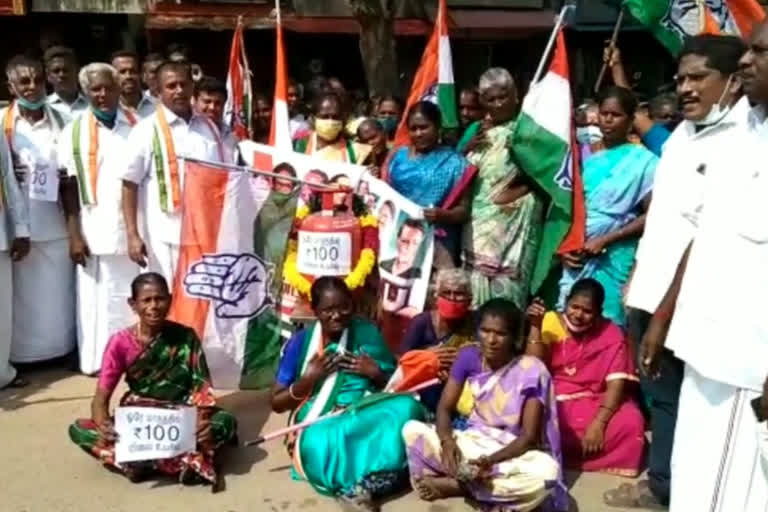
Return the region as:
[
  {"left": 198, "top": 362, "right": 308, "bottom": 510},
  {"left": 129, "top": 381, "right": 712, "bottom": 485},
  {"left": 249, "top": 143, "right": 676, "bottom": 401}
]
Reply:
[
  {"left": 623, "top": 0, "right": 766, "bottom": 55},
  {"left": 225, "top": 19, "right": 253, "bottom": 140},
  {"left": 394, "top": 0, "right": 457, "bottom": 146},
  {"left": 169, "top": 161, "right": 282, "bottom": 389},
  {"left": 270, "top": 2, "right": 291, "bottom": 152},
  {"left": 512, "top": 29, "right": 585, "bottom": 294}
]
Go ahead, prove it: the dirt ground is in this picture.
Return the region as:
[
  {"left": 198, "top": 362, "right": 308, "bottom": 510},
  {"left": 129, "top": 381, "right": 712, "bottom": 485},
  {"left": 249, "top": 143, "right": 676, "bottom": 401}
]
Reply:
[{"left": 0, "top": 367, "right": 655, "bottom": 512}]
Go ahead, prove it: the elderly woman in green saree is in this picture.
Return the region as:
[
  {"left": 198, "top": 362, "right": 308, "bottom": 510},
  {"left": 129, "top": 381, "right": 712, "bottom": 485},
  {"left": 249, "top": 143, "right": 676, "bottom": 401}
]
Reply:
[
  {"left": 462, "top": 68, "right": 545, "bottom": 311},
  {"left": 271, "top": 276, "right": 426, "bottom": 512},
  {"left": 68, "top": 273, "right": 237, "bottom": 489}
]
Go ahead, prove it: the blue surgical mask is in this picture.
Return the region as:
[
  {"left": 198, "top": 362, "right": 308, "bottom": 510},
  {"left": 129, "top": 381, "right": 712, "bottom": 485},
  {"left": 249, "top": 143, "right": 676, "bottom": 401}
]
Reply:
[
  {"left": 16, "top": 96, "right": 46, "bottom": 111},
  {"left": 377, "top": 116, "right": 398, "bottom": 135}
]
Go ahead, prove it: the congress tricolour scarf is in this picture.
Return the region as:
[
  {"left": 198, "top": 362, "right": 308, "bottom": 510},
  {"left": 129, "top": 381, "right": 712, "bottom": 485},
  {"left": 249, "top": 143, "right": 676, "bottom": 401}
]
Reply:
[
  {"left": 511, "top": 29, "right": 585, "bottom": 293},
  {"left": 623, "top": 0, "right": 765, "bottom": 55},
  {"left": 225, "top": 18, "right": 253, "bottom": 140},
  {"left": 394, "top": 0, "right": 457, "bottom": 146},
  {"left": 151, "top": 107, "right": 182, "bottom": 213},
  {"left": 72, "top": 110, "right": 100, "bottom": 205},
  {"left": 169, "top": 161, "right": 282, "bottom": 389}
]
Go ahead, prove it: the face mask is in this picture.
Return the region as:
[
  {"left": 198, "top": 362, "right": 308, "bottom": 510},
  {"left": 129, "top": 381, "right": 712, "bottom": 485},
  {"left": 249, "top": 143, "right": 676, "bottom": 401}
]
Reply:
[
  {"left": 563, "top": 313, "right": 591, "bottom": 334},
  {"left": 377, "top": 117, "right": 398, "bottom": 135},
  {"left": 92, "top": 107, "right": 117, "bottom": 124},
  {"left": 16, "top": 95, "right": 46, "bottom": 111},
  {"left": 315, "top": 118, "right": 343, "bottom": 141},
  {"left": 695, "top": 74, "right": 734, "bottom": 127},
  {"left": 576, "top": 125, "right": 603, "bottom": 145},
  {"left": 436, "top": 297, "right": 470, "bottom": 320}
]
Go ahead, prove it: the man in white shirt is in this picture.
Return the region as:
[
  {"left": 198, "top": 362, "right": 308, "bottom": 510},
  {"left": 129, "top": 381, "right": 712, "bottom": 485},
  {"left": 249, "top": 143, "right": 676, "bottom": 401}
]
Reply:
[
  {"left": 0, "top": 129, "right": 30, "bottom": 389},
  {"left": 141, "top": 52, "right": 164, "bottom": 100},
  {"left": 121, "top": 61, "right": 227, "bottom": 284},
  {"left": 44, "top": 46, "right": 87, "bottom": 119},
  {"left": 613, "top": 35, "right": 748, "bottom": 509},
  {"left": 58, "top": 63, "right": 140, "bottom": 375},
  {"left": 642, "top": 25, "right": 768, "bottom": 512},
  {"left": 193, "top": 76, "right": 237, "bottom": 163},
  {"left": 2, "top": 55, "right": 75, "bottom": 363},
  {"left": 110, "top": 50, "right": 156, "bottom": 125}
]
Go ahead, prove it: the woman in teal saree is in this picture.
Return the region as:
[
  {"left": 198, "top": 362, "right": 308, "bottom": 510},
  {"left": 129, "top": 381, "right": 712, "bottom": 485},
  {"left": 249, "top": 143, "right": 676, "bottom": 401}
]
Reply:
[{"left": 271, "top": 276, "right": 426, "bottom": 511}]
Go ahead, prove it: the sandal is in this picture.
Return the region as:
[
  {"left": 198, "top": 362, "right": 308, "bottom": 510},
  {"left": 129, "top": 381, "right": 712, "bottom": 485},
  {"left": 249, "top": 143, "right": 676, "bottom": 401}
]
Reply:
[{"left": 603, "top": 481, "right": 667, "bottom": 509}]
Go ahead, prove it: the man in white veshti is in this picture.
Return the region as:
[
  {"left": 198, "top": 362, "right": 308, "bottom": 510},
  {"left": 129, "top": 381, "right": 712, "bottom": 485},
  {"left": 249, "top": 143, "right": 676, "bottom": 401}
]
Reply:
[
  {"left": 1, "top": 55, "right": 75, "bottom": 363},
  {"left": 642, "top": 22, "right": 768, "bottom": 512},
  {"left": 121, "top": 61, "right": 226, "bottom": 284},
  {"left": 58, "top": 63, "right": 140, "bottom": 375},
  {"left": 0, "top": 126, "right": 31, "bottom": 389}
]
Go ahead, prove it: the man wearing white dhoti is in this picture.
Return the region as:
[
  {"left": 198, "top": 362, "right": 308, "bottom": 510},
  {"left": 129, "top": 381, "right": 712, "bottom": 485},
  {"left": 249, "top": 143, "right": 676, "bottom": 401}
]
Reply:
[
  {"left": 0, "top": 124, "right": 30, "bottom": 389},
  {"left": 120, "top": 61, "right": 226, "bottom": 284},
  {"left": 2, "top": 55, "right": 76, "bottom": 363},
  {"left": 642, "top": 26, "right": 768, "bottom": 512},
  {"left": 58, "top": 63, "right": 140, "bottom": 375}
]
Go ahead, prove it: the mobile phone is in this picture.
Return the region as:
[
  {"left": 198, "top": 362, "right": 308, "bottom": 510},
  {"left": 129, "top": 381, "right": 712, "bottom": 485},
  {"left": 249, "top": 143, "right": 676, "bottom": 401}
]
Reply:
[{"left": 751, "top": 396, "right": 766, "bottom": 423}]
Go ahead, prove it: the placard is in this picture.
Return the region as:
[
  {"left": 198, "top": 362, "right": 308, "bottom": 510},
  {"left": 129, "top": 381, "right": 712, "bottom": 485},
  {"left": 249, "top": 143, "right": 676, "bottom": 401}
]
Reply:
[
  {"left": 296, "top": 231, "right": 352, "bottom": 276},
  {"left": 28, "top": 162, "right": 59, "bottom": 202},
  {"left": 114, "top": 406, "right": 197, "bottom": 464}
]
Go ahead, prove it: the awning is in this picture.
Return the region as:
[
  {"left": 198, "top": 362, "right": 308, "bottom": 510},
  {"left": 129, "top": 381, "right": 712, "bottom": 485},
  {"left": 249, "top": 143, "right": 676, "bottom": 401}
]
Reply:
[{"left": 146, "top": 7, "right": 554, "bottom": 38}]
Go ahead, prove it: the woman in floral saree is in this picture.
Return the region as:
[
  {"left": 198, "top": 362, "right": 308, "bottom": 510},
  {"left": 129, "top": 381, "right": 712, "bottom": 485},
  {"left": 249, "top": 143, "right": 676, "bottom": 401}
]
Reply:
[
  {"left": 271, "top": 276, "right": 426, "bottom": 512},
  {"left": 527, "top": 279, "right": 645, "bottom": 477},
  {"left": 557, "top": 86, "right": 658, "bottom": 326},
  {"left": 462, "top": 68, "right": 544, "bottom": 310},
  {"left": 68, "top": 273, "right": 237, "bottom": 488},
  {"left": 403, "top": 298, "right": 568, "bottom": 512}
]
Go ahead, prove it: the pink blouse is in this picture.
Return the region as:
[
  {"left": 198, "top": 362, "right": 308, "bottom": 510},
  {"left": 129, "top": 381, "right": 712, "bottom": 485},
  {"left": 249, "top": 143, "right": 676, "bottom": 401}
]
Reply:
[{"left": 97, "top": 328, "right": 144, "bottom": 394}]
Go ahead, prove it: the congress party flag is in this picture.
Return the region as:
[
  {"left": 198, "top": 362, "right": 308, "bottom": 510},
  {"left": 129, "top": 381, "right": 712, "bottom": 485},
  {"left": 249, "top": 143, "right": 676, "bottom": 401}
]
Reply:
[
  {"left": 394, "top": 0, "right": 458, "bottom": 146},
  {"left": 511, "top": 29, "right": 585, "bottom": 293},
  {"left": 225, "top": 18, "right": 253, "bottom": 140},
  {"left": 270, "top": 2, "right": 292, "bottom": 151},
  {"left": 169, "top": 161, "right": 282, "bottom": 390},
  {"left": 623, "top": 0, "right": 766, "bottom": 55}
]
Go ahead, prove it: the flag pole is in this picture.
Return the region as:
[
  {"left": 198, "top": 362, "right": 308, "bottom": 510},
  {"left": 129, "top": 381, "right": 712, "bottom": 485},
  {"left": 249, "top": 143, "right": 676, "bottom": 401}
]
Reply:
[
  {"left": 532, "top": 3, "right": 575, "bottom": 85},
  {"left": 180, "top": 155, "right": 335, "bottom": 189},
  {"left": 274, "top": 0, "right": 281, "bottom": 25},
  {"left": 594, "top": 9, "right": 625, "bottom": 94}
]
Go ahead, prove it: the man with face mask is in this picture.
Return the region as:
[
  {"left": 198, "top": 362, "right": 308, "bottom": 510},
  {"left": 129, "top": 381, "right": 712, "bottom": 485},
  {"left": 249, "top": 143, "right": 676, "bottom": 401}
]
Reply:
[
  {"left": 44, "top": 46, "right": 87, "bottom": 119},
  {"left": 606, "top": 35, "right": 749, "bottom": 510},
  {"left": 574, "top": 100, "right": 602, "bottom": 161},
  {"left": 57, "top": 63, "right": 139, "bottom": 375},
  {"left": 119, "top": 61, "right": 227, "bottom": 284},
  {"left": 1, "top": 55, "right": 75, "bottom": 365}
]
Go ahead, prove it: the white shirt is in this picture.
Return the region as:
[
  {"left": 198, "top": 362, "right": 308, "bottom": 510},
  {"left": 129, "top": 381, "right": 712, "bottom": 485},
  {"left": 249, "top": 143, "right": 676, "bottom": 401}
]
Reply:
[
  {"left": 0, "top": 135, "right": 30, "bottom": 252},
  {"left": 626, "top": 98, "right": 752, "bottom": 313},
  {"left": 665, "top": 102, "right": 768, "bottom": 391},
  {"left": 120, "top": 104, "right": 225, "bottom": 244},
  {"left": 47, "top": 92, "right": 88, "bottom": 119},
  {"left": 57, "top": 109, "right": 133, "bottom": 255},
  {"left": 121, "top": 92, "right": 157, "bottom": 123},
  {"left": 1, "top": 103, "right": 67, "bottom": 241}
]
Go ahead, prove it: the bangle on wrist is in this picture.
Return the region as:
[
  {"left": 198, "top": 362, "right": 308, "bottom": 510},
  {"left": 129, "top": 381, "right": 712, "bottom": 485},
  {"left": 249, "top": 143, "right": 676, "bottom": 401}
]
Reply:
[{"left": 288, "top": 383, "right": 306, "bottom": 401}]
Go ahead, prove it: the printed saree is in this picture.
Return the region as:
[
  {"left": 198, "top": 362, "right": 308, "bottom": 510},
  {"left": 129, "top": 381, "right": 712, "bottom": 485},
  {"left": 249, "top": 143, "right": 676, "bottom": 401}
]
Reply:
[
  {"left": 68, "top": 322, "right": 237, "bottom": 483},
  {"left": 463, "top": 120, "right": 544, "bottom": 310},
  {"left": 557, "top": 143, "right": 657, "bottom": 325},
  {"left": 281, "top": 317, "right": 426, "bottom": 497}
]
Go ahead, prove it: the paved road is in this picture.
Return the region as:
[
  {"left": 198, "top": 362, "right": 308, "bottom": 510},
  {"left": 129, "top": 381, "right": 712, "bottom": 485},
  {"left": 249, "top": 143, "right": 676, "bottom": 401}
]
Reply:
[{"left": 0, "top": 368, "right": 653, "bottom": 512}]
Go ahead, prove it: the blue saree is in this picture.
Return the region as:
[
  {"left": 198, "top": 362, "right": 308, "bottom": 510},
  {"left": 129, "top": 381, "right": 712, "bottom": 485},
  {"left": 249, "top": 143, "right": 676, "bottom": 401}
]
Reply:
[{"left": 558, "top": 143, "right": 658, "bottom": 325}]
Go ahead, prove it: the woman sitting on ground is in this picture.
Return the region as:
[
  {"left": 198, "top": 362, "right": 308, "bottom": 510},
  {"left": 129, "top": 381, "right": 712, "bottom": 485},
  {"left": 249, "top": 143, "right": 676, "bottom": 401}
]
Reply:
[
  {"left": 396, "top": 268, "right": 475, "bottom": 411},
  {"left": 271, "top": 276, "right": 426, "bottom": 512},
  {"left": 527, "top": 278, "right": 645, "bottom": 477},
  {"left": 68, "top": 273, "right": 237, "bottom": 488},
  {"left": 402, "top": 298, "right": 567, "bottom": 512}
]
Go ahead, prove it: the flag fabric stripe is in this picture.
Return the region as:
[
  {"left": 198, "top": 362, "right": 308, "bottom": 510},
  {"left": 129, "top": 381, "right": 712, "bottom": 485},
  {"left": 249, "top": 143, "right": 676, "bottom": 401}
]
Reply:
[
  {"left": 270, "top": 18, "right": 292, "bottom": 151},
  {"left": 225, "top": 22, "right": 252, "bottom": 140},
  {"left": 519, "top": 73, "right": 571, "bottom": 148},
  {"left": 727, "top": 0, "right": 767, "bottom": 36}
]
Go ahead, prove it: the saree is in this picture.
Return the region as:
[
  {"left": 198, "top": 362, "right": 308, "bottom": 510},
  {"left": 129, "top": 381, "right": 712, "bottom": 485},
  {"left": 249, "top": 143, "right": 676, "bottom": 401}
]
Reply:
[
  {"left": 68, "top": 322, "right": 237, "bottom": 483},
  {"left": 463, "top": 120, "right": 545, "bottom": 310},
  {"left": 547, "top": 315, "right": 645, "bottom": 476},
  {"left": 403, "top": 348, "right": 568, "bottom": 511},
  {"left": 557, "top": 143, "right": 657, "bottom": 325},
  {"left": 277, "top": 317, "right": 426, "bottom": 497}
]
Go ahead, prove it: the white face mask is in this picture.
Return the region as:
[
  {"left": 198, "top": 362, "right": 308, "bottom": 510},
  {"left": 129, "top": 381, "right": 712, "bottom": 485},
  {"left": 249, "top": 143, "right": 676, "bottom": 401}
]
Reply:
[
  {"left": 576, "top": 125, "right": 603, "bottom": 145},
  {"left": 695, "top": 74, "right": 734, "bottom": 127}
]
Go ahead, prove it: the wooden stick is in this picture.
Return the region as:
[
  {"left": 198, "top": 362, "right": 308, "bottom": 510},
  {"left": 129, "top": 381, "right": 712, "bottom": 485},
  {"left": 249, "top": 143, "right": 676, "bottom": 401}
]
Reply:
[
  {"left": 532, "top": 3, "right": 575, "bottom": 85},
  {"left": 243, "top": 378, "right": 441, "bottom": 447},
  {"left": 594, "top": 10, "right": 625, "bottom": 94}
]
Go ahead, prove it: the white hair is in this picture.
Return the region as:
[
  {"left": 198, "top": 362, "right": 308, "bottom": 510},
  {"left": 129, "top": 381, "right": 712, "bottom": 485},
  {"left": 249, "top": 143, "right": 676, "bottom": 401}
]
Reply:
[
  {"left": 78, "top": 62, "right": 118, "bottom": 92},
  {"left": 435, "top": 268, "right": 471, "bottom": 294},
  {"left": 478, "top": 67, "right": 516, "bottom": 94}
]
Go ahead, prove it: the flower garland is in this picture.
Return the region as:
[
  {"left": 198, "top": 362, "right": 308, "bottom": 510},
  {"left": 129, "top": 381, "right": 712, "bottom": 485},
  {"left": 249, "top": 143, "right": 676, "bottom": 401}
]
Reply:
[{"left": 283, "top": 212, "right": 379, "bottom": 296}]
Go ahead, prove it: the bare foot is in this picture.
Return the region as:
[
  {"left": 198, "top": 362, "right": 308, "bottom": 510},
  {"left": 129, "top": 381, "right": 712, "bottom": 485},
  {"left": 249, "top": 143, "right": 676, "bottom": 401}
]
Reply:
[{"left": 413, "top": 477, "right": 464, "bottom": 501}]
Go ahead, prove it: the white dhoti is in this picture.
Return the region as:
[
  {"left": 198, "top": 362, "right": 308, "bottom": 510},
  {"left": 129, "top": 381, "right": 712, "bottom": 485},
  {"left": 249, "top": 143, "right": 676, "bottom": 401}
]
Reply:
[
  {"left": 76, "top": 255, "right": 140, "bottom": 374},
  {"left": 670, "top": 364, "right": 768, "bottom": 512},
  {"left": 147, "top": 240, "right": 179, "bottom": 286},
  {"left": 11, "top": 239, "right": 76, "bottom": 362},
  {"left": 0, "top": 251, "right": 17, "bottom": 388}
]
